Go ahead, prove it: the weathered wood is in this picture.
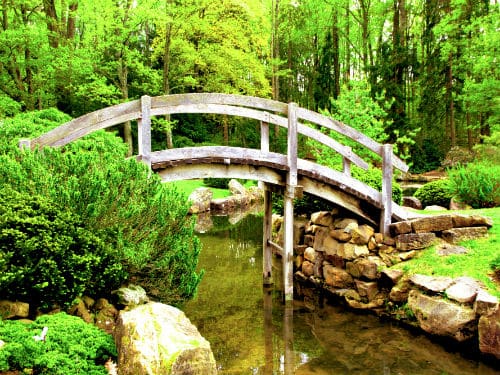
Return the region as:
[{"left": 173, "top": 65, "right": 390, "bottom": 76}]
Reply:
[
  {"left": 151, "top": 93, "right": 288, "bottom": 114},
  {"left": 343, "top": 146, "right": 352, "bottom": 176},
  {"left": 30, "top": 100, "right": 141, "bottom": 148},
  {"left": 138, "top": 95, "right": 152, "bottom": 165},
  {"left": 296, "top": 106, "right": 408, "bottom": 173},
  {"left": 263, "top": 184, "right": 273, "bottom": 285},
  {"left": 380, "top": 144, "right": 393, "bottom": 235}
]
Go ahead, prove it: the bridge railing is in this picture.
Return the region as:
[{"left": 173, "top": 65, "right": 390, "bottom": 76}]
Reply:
[{"left": 20, "top": 93, "right": 409, "bottom": 234}]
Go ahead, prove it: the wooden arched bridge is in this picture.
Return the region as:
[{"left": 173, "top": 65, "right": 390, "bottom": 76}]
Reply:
[{"left": 19, "top": 93, "right": 409, "bottom": 301}]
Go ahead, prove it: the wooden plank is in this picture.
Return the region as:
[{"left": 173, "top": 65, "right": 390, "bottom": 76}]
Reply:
[
  {"left": 296, "top": 107, "right": 409, "bottom": 172},
  {"left": 138, "top": 95, "right": 152, "bottom": 164},
  {"left": 150, "top": 147, "right": 288, "bottom": 166},
  {"left": 380, "top": 144, "right": 393, "bottom": 235},
  {"left": 151, "top": 93, "right": 288, "bottom": 114},
  {"left": 157, "top": 164, "right": 286, "bottom": 185},
  {"left": 263, "top": 185, "right": 273, "bottom": 285},
  {"left": 31, "top": 100, "right": 141, "bottom": 148},
  {"left": 298, "top": 177, "right": 376, "bottom": 225}
]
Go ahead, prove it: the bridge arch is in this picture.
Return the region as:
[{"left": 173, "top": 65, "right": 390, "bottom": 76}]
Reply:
[{"left": 20, "top": 93, "right": 409, "bottom": 300}]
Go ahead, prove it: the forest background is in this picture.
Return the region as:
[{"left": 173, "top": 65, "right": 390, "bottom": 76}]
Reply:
[{"left": 0, "top": 0, "right": 498, "bottom": 172}]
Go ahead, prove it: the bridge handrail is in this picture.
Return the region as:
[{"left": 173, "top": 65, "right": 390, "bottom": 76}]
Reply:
[{"left": 20, "top": 93, "right": 409, "bottom": 234}]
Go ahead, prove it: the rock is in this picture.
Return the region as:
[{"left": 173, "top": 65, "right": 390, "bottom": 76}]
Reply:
[
  {"left": 228, "top": 179, "right": 246, "bottom": 195},
  {"left": 329, "top": 229, "right": 352, "bottom": 242},
  {"left": 94, "top": 299, "right": 119, "bottom": 334},
  {"left": 310, "top": 211, "right": 334, "bottom": 227},
  {"left": 403, "top": 196, "right": 422, "bottom": 210},
  {"left": 436, "top": 243, "right": 468, "bottom": 256},
  {"left": 304, "top": 234, "right": 314, "bottom": 247},
  {"left": 411, "top": 215, "right": 453, "bottom": 233},
  {"left": 390, "top": 221, "right": 412, "bottom": 236},
  {"left": 474, "top": 290, "right": 499, "bottom": 316},
  {"left": 470, "top": 215, "right": 493, "bottom": 228},
  {"left": 338, "top": 243, "right": 369, "bottom": 260},
  {"left": 395, "top": 232, "right": 436, "bottom": 251},
  {"left": 356, "top": 257, "right": 383, "bottom": 280},
  {"left": 441, "top": 227, "right": 489, "bottom": 244},
  {"left": 323, "top": 264, "right": 354, "bottom": 288},
  {"left": 399, "top": 250, "right": 417, "bottom": 261},
  {"left": 188, "top": 187, "right": 213, "bottom": 214},
  {"left": 334, "top": 218, "right": 358, "bottom": 230},
  {"left": 381, "top": 269, "right": 404, "bottom": 285},
  {"left": 349, "top": 224, "right": 375, "bottom": 245},
  {"left": 389, "top": 282, "right": 411, "bottom": 303},
  {"left": 346, "top": 297, "right": 385, "bottom": 310},
  {"left": 478, "top": 307, "right": 500, "bottom": 359},
  {"left": 323, "top": 236, "right": 342, "bottom": 256},
  {"left": 82, "top": 296, "right": 95, "bottom": 309},
  {"left": 115, "top": 303, "right": 216, "bottom": 375},
  {"left": 67, "top": 299, "right": 93, "bottom": 324},
  {"left": 304, "top": 247, "right": 316, "bottom": 262},
  {"left": 302, "top": 260, "right": 314, "bottom": 277},
  {"left": 115, "top": 284, "right": 149, "bottom": 307},
  {"left": 355, "top": 280, "right": 379, "bottom": 301},
  {"left": 449, "top": 197, "right": 472, "bottom": 211},
  {"left": 424, "top": 205, "right": 448, "bottom": 211},
  {"left": 0, "top": 300, "right": 29, "bottom": 319},
  {"left": 407, "top": 290, "right": 476, "bottom": 342},
  {"left": 410, "top": 274, "right": 454, "bottom": 293},
  {"left": 312, "top": 226, "right": 330, "bottom": 252},
  {"left": 445, "top": 281, "right": 478, "bottom": 304}
]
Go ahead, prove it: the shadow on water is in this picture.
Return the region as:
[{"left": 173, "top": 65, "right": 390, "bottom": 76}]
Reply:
[{"left": 182, "top": 214, "right": 499, "bottom": 375}]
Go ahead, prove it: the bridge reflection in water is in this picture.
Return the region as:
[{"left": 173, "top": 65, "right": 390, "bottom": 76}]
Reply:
[{"left": 183, "top": 214, "right": 497, "bottom": 375}]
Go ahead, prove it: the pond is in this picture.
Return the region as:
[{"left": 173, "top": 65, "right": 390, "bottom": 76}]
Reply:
[{"left": 182, "top": 214, "right": 498, "bottom": 375}]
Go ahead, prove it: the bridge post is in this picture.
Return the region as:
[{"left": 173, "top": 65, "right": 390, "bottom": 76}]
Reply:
[
  {"left": 260, "top": 121, "right": 274, "bottom": 285},
  {"left": 380, "top": 144, "right": 393, "bottom": 236},
  {"left": 283, "top": 103, "right": 298, "bottom": 302},
  {"left": 138, "top": 95, "right": 152, "bottom": 167}
]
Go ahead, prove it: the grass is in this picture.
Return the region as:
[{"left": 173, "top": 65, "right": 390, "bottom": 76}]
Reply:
[
  {"left": 167, "top": 179, "right": 257, "bottom": 200},
  {"left": 392, "top": 207, "right": 500, "bottom": 298}
]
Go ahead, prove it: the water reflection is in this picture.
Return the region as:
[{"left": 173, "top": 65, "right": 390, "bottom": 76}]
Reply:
[{"left": 182, "top": 214, "right": 499, "bottom": 375}]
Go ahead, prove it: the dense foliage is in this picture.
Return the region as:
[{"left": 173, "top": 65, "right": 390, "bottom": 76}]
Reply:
[
  {"left": 0, "top": 1, "right": 497, "bottom": 171},
  {"left": 0, "top": 188, "right": 124, "bottom": 310},
  {"left": 414, "top": 179, "right": 453, "bottom": 208},
  {"left": 0, "top": 110, "right": 202, "bottom": 307},
  {"left": 0, "top": 313, "right": 116, "bottom": 374},
  {"left": 447, "top": 163, "right": 500, "bottom": 209}
]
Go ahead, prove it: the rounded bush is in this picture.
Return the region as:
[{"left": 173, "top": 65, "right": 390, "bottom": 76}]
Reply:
[
  {"left": 0, "top": 312, "right": 116, "bottom": 374},
  {"left": 0, "top": 188, "right": 126, "bottom": 310},
  {"left": 414, "top": 179, "right": 453, "bottom": 208},
  {"left": 447, "top": 162, "right": 500, "bottom": 208}
]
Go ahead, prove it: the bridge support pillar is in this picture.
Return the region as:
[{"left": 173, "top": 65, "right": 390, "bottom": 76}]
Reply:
[
  {"left": 262, "top": 183, "right": 273, "bottom": 286},
  {"left": 282, "top": 185, "right": 295, "bottom": 302}
]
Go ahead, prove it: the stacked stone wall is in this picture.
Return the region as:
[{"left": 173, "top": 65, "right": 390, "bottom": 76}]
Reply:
[{"left": 278, "top": 211, "right": 500, "bottom": 360}]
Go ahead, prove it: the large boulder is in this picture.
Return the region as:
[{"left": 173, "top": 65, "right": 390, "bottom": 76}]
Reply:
[
  {"left": 478, "top": 307, "right": 500, "bottom": 359},
  {"left": 114, "top": 302, "right": 216, "bottom": 375},
  {"left": 188, "top": 187, "right": 213, "bottom": 214},
  {"left": 407, "top": 290, "right": 476, "bottom": 342},
  {"left": 0, "top": 300, "right": 29, "bottom": 319}
]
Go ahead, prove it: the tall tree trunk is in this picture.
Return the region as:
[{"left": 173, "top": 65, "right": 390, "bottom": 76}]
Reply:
[
  {"left": 271, "top": 0, "right": 280, "bottom": 137},
  {"left": 447, "top": 57, "right": 456, "bottom": 147},
  {"left": 332, "top": 10, "right": 340, "bottom": 99},
  {"left": 344, "top": 0, "right": 350, "bottom": 86},
  {"left": 43, "top": 0, "right": 59, "bottom": 48},
  {"left": 66, "top": 1, "right": 78, "bottom": 40},
  {"left": 163, "top": 15, "right": 173, "bottom": 149}
]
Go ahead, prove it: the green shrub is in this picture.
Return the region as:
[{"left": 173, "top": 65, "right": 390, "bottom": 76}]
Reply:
[
  {"left": 0, "top": 313, "right": 116, "bottom": 374},
  {"left": 0, "top": 109, "right": 203, "bottom": 306},
  {"left": 414, "top": 179, "right": 453, "bottom": 208},
  {"left": 447, "top": 162, "right": 500, "bottom": 208},
  {"left": 0, "top": 188, "right": 126, "bottom": 310},
  {"left": 203, "top": 177, "right": 231, "bottom": 189},
  {"left": 352, "top": 167, "right": 403, "bottom": 205},
  {"left": 492, "top": 255, "right": 500, "bottom": 280}
]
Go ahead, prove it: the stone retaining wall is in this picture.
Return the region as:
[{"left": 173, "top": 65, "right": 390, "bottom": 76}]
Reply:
[{"left": 275, "top": 210, "right": 500, "bottom": 360}]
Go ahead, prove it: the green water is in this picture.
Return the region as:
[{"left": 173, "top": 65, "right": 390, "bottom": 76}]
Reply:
[{"left": 182, "top": 214, "right": 499, "bottom": 375}]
